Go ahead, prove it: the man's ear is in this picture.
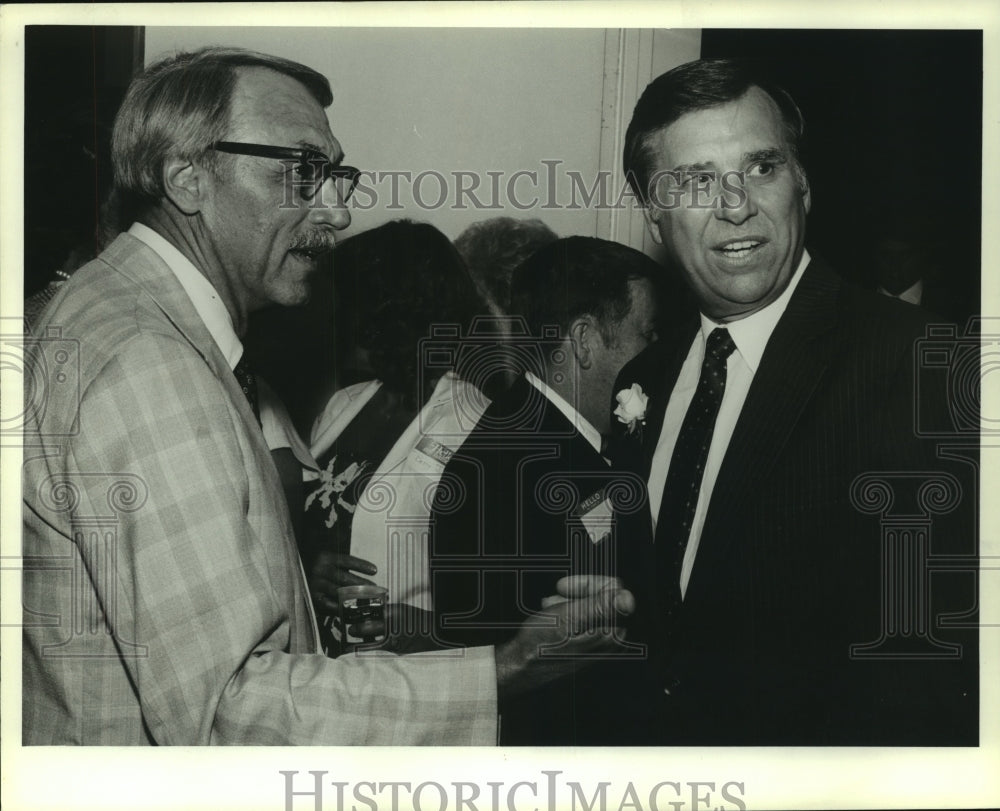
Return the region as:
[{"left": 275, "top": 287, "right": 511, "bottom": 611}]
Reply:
[
  {"left": 568, "top": 315, "right": 597, "bottom": 370},
  {"left": 641, "top": 204, "right": 664, "bottom": 246},
  {"left": 796, "top": 165, "right": 812, "bottom": 215},
  {"left": 162, "top": 156, "right": 207, "bottom": 215}
]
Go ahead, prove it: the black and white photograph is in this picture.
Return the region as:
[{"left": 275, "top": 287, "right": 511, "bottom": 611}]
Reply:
[{"left": 1, "top": 2, "right": 998, "bottom": 810}]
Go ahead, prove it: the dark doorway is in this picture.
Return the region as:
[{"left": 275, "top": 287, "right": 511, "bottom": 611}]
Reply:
[
  {"left": 24, "top": 26, "right": 143, "bottom": 298},
  {"left": 701, "top": 29, "right": 982, "bottom": 324}
]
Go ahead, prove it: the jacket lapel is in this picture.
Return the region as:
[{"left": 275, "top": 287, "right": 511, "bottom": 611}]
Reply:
[
  {"left": 608, "top": 339, "right": 692, "bottom": 613},
  {"left": 103, "top": 235, "right": 225, "bottom": 365},
  {"left": 101, "top": 233, "right": 314, "bottom": 643},
  {"left": 508, "top": 375, "right": 605, "bottom": 465},
  {"left": 103, "top": 234, "right": 261, "bottom": 435},
  {"left": 640, "top": 320, "right": 699, "bottom": 478},
  {"left": 610, "top": 319, "right": 699, "bottom": 480},
  {"left": 687, "top": 258, "right": 842, "bottom": 595}
]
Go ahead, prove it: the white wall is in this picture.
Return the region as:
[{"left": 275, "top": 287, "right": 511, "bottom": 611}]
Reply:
[{"left": 144, "top": 26, "right": 699, "bottom": 249}]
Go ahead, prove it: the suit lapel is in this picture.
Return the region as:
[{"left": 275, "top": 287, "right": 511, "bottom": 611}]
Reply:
[
  {"left": 507, "top": 375, "right": 607, "bottom": 468},
  {"left": 103, "top": 236, "right": 214, "bottom": 353},
  {"left": 640, "top": 321, "right": 699, "bottom": 477},
  {"left": 688, "top": 258, "right": 843, "bottom": 596},
  {"left": 102, "top": 234, "right": 314, "bottom": 642},
  {"left": 102, "top": 234, "right": 262, "bottom": 435},
  {"left": 611, "top": 319, "right": 699, "bottom": 480}
]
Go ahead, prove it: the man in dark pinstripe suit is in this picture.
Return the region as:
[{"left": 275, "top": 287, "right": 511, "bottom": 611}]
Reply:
[{"left": 611, "top": 58, "right": 977, "bottom": 745}]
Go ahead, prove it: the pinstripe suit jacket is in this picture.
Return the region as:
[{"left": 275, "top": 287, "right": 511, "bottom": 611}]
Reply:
[
  {"left": 21, "top": 233, "right": 498, "bottom": 745},
  {"left": 613, "top": 256, "right": 978, "bottom": 745}
]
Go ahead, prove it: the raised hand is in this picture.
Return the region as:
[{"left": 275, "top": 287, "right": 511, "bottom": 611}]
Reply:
[{"left": 494, "top": 575, "right": 636, "bottom": 698}]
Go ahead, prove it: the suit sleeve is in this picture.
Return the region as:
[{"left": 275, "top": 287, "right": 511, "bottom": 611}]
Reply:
[
  {"left": 852, "top": 326, "right": 979, "bottom": 742},
  {"left": 64, "top": 335, "right": 497, "bottom": 745},
  {"left": 431, "top": 439, "right": 544, "bottom": 649}
]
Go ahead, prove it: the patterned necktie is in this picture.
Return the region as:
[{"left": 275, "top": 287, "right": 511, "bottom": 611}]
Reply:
[
  {"left": 232, "top": 353, "right": 261, "bottom": 425},
  {"left": 657, "top": 327, "right": 737, "bottom": 620}
]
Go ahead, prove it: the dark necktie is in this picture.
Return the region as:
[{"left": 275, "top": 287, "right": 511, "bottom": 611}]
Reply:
[
  {"left": 656, "top": 327, "right": 737, "bottom": 620},
  {"left": 233, "top": 353, "right": 261, "bottom": 425}
]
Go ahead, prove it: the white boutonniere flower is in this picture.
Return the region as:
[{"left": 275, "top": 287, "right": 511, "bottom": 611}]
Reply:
[{"left": 614, "top": 383, "right": 649, "bottom": 435}]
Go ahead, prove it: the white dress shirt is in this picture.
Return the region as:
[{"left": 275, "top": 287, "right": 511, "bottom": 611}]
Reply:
[
  {"left": 525, "top": 371, "right": 605, "bottom": 458},
  {"left": 878, "top": 278, "right": 924, "bottom": 306},
  {"left": 648, "top": 250, "right": 811, "bottom": 597},
  {"left": 130, "top": 223, "right": 242, "bottom": 368}
]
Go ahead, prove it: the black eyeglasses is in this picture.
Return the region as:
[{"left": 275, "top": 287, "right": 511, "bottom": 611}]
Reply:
[{"left": 211, "top": 141, "right": 361, "bottom": 201}]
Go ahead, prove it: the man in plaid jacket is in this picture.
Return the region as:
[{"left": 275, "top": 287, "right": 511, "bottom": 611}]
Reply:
[{"left": 21, "top": 46, "right": 633, "bottom": 745}]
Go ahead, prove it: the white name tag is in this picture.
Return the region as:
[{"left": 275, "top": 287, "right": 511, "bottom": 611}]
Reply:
[
  {"left": 412, "top": 436, "right": 454, "bottom": 471},
  {"left": 576, "top": 491, "right": 614, "bottom": 545}
]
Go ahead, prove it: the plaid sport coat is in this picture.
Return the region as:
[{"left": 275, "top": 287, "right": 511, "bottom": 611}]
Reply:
[{"left": 21, "top": 232, "right": 497, "bottom": 745}]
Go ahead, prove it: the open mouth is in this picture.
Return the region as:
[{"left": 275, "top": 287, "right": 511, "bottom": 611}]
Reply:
[
  {"left": 288, "top": 244, "right": 334, "bottom": 263},
  {"left": 715, "top": 238, "right": 766, "bottom": 261}
]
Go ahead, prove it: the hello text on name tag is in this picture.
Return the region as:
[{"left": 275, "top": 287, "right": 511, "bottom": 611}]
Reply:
[{"left": 574, "top": 489, "right": 614, "bottom": 545}]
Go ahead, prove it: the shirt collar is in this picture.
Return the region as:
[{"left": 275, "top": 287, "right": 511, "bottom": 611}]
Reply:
[
  {"left": 699, "top": 249, "right": 810, "bottom": 373},
  {"left": 524, "top": 371, "right": 603, "bottom": 455},
  {"left": 878, "top": 278, "right": 924, "bottom": 306},
  {"left": 129, "top": 222, "right": 243, "bottom": 370}
]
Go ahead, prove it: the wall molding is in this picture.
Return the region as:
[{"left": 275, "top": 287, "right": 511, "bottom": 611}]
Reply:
[{"left": 597, "top": 29, "right": 701, "bottom": 254}]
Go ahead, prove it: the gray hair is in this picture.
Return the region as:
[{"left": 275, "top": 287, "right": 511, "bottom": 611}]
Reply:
[
  {"left": 111, "top": 46, "right": 332, "bottom": 217},
  {"left": 455, "top": 217, "right": 558, "bottom": 314}
]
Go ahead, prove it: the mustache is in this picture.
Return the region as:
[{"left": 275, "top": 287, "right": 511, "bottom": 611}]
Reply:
[{"left": 289, "top": 232, "right": 337, "bottom": 254}]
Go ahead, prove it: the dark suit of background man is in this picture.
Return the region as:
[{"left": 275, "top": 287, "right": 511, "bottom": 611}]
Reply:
[
  {"left": 21, "top": 47, "right": 634, "bottom": 745},
  {"left": 613, "top": 57, "right": 977, "bottom": 745},
  {"left": 431, "top": 237, "right": 663, "bottom": 744}
]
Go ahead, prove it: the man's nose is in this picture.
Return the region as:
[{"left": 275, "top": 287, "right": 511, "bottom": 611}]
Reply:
[
  {"left": 308, "top": 179, "right": 351, "bottom": 230},
  {"left": 714, "top": 175, "right": 758, "bottom": 225}
]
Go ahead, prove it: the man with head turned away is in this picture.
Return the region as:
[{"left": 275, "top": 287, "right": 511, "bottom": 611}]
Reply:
[
  {"left": 612, "top": 57, "right": 977, "bottom": 745},
  {"left": 20, "top": 47, "right": 635, "bottom": 746},
  {"left": 454, "top": 216, "right": 558, "bottom": 317},
  {"left": 430, "top": 237, "right": 673, "bottom": 744}
]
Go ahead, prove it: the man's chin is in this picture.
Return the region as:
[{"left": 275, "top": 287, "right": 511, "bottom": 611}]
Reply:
[
  {"left": 267, "top": 279, "right": 314, "bottom": 308},
  {"left": 270, "top": 260, "right": 325, "bottom": 307}
]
